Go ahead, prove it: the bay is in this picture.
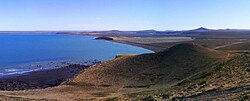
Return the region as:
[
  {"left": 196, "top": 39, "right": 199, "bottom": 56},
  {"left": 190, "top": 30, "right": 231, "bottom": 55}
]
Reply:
[{"left": 0, "top": 34, "right": 152, "bottom": 76}]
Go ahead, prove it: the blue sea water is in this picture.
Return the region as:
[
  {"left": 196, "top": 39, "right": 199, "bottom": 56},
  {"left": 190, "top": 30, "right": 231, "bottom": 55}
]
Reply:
[{"left": 0, "top": 34, "right": 152, "bottom": 76}]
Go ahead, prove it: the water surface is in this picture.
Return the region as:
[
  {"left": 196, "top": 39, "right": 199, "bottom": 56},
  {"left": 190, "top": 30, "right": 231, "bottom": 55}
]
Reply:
[{"left": 0, "top": 34, "right": 152, "bottom": 76}]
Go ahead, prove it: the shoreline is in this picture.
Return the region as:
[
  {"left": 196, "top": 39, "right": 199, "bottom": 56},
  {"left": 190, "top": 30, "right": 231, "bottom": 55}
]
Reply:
[
  {"left": 57, "top": 33, "right": 159, "bottom": 52},
  {"left": 0, "top": 34, "right": 157, "bottom": 91},
  {"left": 107, "top": 39, "right": 161, "bottom": 52},
  {"left": 59, "top": 33, "right": 161, "bottom": 52},
  {"left": 0, "top": 59, "right": 102, "bottom": 77},
  {"left": 92, "top": 36, "right": 162, "bottom": 53},
  {"left": 0, "top": 59, "right": 102, "bottom": 91},
  {"left": 0, "top": 64, "right": 91, "bottom": 91}
]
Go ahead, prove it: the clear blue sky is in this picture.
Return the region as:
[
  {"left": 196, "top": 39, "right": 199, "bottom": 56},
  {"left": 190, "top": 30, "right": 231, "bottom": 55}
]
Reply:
[{"left": 0, "top": 0, "right": 249, "bottom": 31}]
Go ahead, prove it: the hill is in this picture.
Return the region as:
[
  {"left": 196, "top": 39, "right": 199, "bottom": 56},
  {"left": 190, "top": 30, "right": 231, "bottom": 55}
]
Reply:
[
  {"left": 66, "top": 43, "right": 226, "bottom": 88},
  {"left": 1, "top": 43, "right": 247, "bottom": 100}
]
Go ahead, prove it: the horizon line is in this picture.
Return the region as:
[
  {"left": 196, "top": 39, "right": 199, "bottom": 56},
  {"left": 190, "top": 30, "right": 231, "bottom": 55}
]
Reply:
[{"left": 0, "top": 27, "right": 250, "bottom": 32}]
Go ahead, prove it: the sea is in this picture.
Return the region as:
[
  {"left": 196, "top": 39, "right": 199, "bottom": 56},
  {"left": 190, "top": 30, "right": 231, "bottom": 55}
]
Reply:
[{"left": 0, "top": 33, "right": 152, "bottom": 77}]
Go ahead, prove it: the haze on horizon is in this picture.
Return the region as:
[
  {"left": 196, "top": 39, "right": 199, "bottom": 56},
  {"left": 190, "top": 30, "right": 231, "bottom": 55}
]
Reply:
[{"left": 0, "top": 0, "right": 250, "bottom": 31}]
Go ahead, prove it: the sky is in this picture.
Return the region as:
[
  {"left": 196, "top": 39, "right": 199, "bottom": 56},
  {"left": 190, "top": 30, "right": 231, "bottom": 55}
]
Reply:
[{"left": 0, "top": 0, "right": 250, "bottom": 31}]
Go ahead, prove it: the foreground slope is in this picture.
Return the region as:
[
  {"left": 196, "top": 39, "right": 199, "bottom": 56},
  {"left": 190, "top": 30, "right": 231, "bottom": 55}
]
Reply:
[
  {"left": 176, "top": 53, "right": 250, "bottom": 100},
  {"left": 126, "top": 53, "right": 250, "bottom": 100},
  {"left": 0, "top": 43, "right": 233, "bottom": 100}
]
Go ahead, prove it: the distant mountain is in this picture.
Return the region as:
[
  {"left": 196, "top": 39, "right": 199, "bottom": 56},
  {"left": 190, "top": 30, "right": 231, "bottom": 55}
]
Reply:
[
  {"left": 55, "top": 27, "right": 250, "bottom": 38},
  {"left": 188, "top": 27, "right": 211, "bottom": 32},
  {"left": 135, "top": 30, "right": 157, "bottom": 34},
  {"left": 138, "top": 29, "right": 157, "bottom": 32},
  {"left": 195, "top": 27, "right": 209, "bottom": 30}
]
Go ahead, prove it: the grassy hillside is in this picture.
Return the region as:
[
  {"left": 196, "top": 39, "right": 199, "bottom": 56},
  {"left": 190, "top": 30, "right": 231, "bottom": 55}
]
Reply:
[
  {"left": 119, "top": 53, "right": 250, "bottom": 101},
  {"left": 66, "top": 43, "right": 225, "bottom": 86},
  {"left": 55, "top": 43, "right": 229, "bottom": 99},
  {"left": 173, "top": 54, "right": 250, "bottom": 100}
]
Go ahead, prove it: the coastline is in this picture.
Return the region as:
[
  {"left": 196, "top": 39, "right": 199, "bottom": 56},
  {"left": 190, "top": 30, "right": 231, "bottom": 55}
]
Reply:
[
  {"left": 0, "top": 34, "right": 155, "bottom": 91},
  {"left": 63, "top": 33, "right": 161, "bottom": 52},
  {"left": 0, "top": 64, "right": 90, "bottom": 90},
  {"left": 107, "top": 39, "right": 161, "bottom": 52},
  {"left": 93, "top": 36, "right": 161, "bottom": 52}
]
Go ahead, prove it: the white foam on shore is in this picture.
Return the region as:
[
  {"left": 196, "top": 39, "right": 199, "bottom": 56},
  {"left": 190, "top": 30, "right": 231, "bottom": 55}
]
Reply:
[
  {"left": 0, "top": 59, "right": 102, "bottom": 78},
  {"left": 5, "top": 69, "right": 22, "bottom": 72}
]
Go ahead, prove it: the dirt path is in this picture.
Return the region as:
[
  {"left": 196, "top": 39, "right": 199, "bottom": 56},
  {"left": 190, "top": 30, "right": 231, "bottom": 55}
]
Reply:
[{"left": 213, "top": 41, "right": 245, "bottom": 50}]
